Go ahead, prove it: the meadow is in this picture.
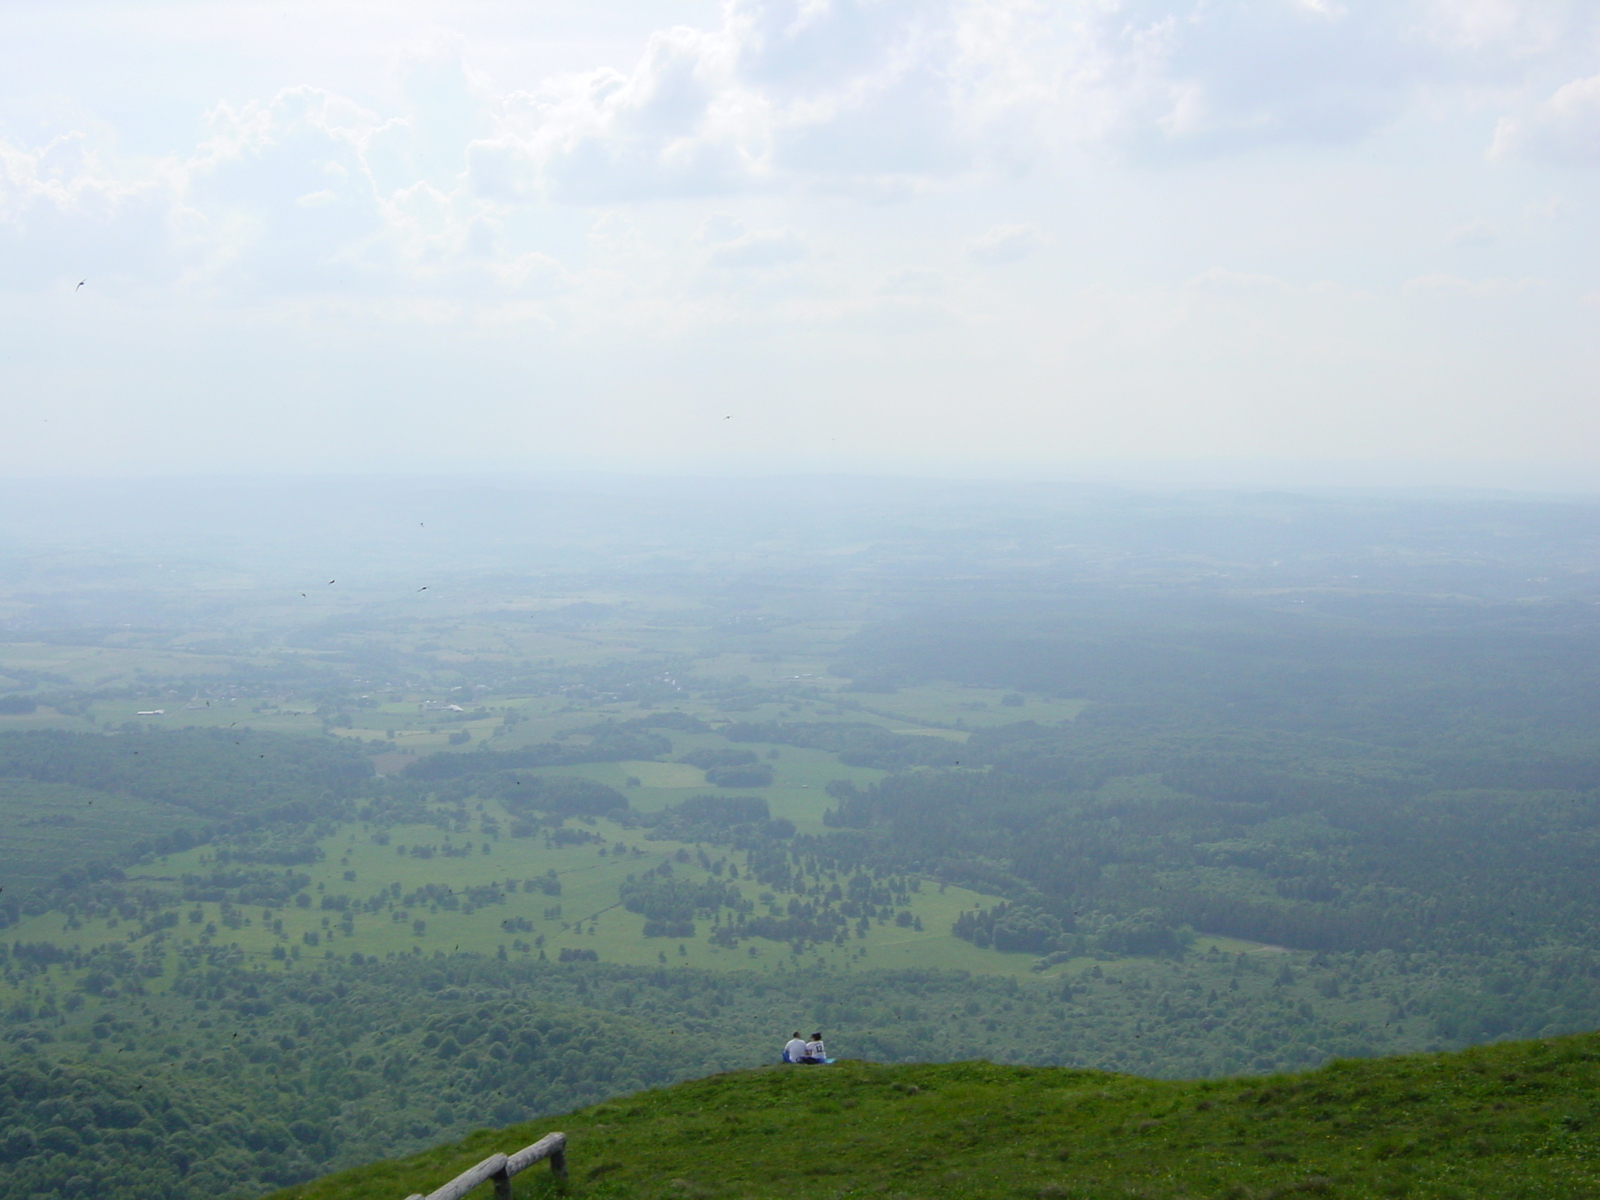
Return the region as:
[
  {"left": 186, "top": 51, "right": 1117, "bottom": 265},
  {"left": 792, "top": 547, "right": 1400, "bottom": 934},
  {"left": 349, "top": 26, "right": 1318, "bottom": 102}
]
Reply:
[
  {"left": 0, "top": 662, "right": 1251, "bottom": 1005},
  {"left": 274, "top": 1032, "right": 1600, "bottom": 1200},
  {"left": 5, "top": 805, "right": 1055, "bottom": 980}
]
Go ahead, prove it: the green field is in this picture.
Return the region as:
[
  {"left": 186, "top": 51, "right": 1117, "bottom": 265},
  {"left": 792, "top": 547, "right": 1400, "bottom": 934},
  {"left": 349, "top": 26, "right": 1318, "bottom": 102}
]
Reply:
[
  {"left": 501, "top": 746, "right": 886, "bottom": 831},
  {"left": 4, "top": 803, "right": 1072, "bottom": 981},
  {"left": 0, "top": 652, "right": 1261, "bottom": 1022},
  {"left": 0, "top": 611, "right": 1089, "bottom": 749}
]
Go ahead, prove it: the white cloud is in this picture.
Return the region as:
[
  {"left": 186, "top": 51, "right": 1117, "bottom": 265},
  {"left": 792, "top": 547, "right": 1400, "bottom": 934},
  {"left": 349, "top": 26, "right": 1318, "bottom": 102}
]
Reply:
[
  {"left": 478, "top": 0, "right": 1514, "bottom": 202},
  {"left": 474, "top": 1, "right": 984, "bottom": 202},
  {"left": 1419, "top": 0, "right": 1575, "bottom": 56},
  {"left": 0, "top": 131, "right": 183, "bottom": 290},
  {"left": 968, "top": 222, "right": 1039, "bottom": 264},
  {"left": 6, "top": 0, "right": 1597, "bottom": 303},
  {"left": 0, "top": 81, "right": 554, "bottom": 299},
  {"left": 708, "top": 227, "right": 809, "bottom": 268},
  {"left": 1492, "top": 73, "right": 1600, "bottom": 167},
  {"left": 879, "top": 267, "right": 942, "bottom": 295},
  {"left": 1448, "top": 219, "right": 1499, "bottom": 247},
  {"left": 511, "top": 24, "right": 759, "bottom": 203},
  {"left": 697, "top": 212, "right": 747, "bottom": 244},
  {"left": 1402, "top": 273, "right": 1542, "bottom": 296}
]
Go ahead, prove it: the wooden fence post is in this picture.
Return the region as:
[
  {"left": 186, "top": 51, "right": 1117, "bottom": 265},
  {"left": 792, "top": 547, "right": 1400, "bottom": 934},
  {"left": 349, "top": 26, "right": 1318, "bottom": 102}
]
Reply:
[
  {"left": 424, "top": 1153, "right": 507, "bottom": 1200},
  {"left": 407, "top": 1132, "right": 567, "bottom": 1200}
]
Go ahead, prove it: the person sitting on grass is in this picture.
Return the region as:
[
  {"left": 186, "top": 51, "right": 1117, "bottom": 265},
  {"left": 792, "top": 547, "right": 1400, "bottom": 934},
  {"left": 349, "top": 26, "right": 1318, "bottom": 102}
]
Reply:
[
  {"left": 784, "top": 1032, "right": 809, "bottom": 1064},
  {"left": 802, "top": 1033, "right": 826, "bottom": 1064}
]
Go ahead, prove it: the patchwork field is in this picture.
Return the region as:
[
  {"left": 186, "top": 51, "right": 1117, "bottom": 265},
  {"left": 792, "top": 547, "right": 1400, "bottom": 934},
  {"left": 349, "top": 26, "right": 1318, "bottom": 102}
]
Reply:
[
  {"left": 6, "top": 802, "right": 1064, "bottom": 981},
  {"left": 0, "top": 602, "right": 1226, "bottom": 1009}
]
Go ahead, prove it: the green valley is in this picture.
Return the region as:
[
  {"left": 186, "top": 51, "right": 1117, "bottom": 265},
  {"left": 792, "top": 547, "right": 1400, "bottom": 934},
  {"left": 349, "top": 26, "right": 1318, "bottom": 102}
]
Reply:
[{"left": 5, "top": 482, "right": 1600, "bottom": 1200}]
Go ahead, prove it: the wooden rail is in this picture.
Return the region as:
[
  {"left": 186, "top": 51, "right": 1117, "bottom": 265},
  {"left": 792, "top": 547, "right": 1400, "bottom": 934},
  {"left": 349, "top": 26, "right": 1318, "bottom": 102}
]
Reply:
[{"left": 402, "top": 1132, "right": 567, "bottom": 1200}]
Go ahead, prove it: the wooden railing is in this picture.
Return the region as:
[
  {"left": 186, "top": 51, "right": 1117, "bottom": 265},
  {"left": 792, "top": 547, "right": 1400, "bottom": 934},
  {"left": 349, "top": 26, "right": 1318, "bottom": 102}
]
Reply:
[{"left": 402, "top": 1132, "right": 567, "bottom": 1200}]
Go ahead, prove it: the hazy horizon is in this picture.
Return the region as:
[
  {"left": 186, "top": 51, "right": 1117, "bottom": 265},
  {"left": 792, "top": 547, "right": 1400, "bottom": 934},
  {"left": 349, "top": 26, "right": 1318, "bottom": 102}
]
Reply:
[{"left": 6, "top": 459, "right": 1600, "bottom": 493}]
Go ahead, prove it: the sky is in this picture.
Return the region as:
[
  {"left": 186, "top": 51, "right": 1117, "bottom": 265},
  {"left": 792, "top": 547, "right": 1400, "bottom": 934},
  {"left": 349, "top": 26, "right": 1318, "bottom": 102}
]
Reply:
[{"left": 2, "top": 0, "right": 1598, "bottom": 484}]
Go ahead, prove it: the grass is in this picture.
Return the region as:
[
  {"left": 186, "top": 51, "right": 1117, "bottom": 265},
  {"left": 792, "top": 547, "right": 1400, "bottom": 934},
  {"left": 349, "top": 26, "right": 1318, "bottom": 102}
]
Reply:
[
  {"left": 3, "top": 805, "right": 1059, "bottom": 982},
  {"left": 845, "top": 683, "right": 1089, "bottom": 730},
  {"left": 509, "top": 738, "right": 885, "bottom": 832},
  {"left": 267, "top": 1031, "right": 1600, "bottom": 1200},
  {"left": 0, "top": 696, "right": 1274, "bottom": 1009}
]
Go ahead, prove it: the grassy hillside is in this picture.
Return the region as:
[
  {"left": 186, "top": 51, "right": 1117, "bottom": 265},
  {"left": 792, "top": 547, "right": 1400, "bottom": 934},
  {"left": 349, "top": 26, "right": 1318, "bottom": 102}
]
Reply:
[{"left": 272, "top": 1033, "right": 1600, "bottom": 1200}]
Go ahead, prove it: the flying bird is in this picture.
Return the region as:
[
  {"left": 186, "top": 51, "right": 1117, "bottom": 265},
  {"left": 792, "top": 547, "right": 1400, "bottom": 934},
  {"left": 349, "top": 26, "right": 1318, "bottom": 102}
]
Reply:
[
  {"left": 76, "top": 280, "right": 86, "bottom": 290},
  {"left": 328, "top": 579, "right": 335, "bottom": 585},
  {"left": 417, "top": 586, "right": 428, "bottom": 591}
]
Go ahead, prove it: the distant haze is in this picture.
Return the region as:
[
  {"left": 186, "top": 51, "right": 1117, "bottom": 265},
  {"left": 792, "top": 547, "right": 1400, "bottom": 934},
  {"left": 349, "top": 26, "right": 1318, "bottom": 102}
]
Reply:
[{"left": 2, "top": 1, "right": 1598, "bottom": 481}]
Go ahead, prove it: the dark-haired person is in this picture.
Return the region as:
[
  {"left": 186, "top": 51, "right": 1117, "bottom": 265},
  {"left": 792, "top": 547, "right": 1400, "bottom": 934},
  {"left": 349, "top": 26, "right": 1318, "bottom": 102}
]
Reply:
[
  {"left": 784, "top": 1031, "right": 808, "bottom": 1063},
  {"left": 802, "top": 1032, "right": 826, "bottom": 1064}
]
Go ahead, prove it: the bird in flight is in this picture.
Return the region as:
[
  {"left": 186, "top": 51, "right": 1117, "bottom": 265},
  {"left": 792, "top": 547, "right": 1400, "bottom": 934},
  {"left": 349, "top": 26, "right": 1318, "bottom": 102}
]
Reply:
[{"left": 76, "top": 280, "right": 86, "bottom": 290}]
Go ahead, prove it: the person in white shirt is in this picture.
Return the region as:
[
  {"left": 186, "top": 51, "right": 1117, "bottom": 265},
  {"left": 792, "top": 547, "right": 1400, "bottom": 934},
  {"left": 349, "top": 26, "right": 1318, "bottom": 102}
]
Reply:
[
  {"left": 804, "top": 1033, "right": 825, "bottom": 1063},
  {"left": 784, "top": 1032, "right": 809, "bottom": 1063}
]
